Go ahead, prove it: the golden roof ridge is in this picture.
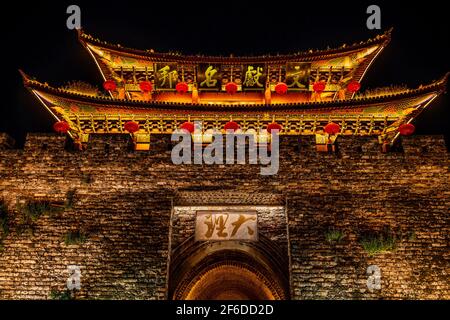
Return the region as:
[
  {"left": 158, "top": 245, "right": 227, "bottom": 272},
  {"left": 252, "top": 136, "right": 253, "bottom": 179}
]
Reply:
[{"left": 77, "top": 28, "right": 393, "bottom": 63}]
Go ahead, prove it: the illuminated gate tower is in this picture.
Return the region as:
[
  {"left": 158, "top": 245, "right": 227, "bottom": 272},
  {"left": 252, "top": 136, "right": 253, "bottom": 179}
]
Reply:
[
  {"left": 10, "top": 28, "right": 449, "bottom": 300},
  {"left": 21, "top": 29, "right": 447, "bottom": 152}
]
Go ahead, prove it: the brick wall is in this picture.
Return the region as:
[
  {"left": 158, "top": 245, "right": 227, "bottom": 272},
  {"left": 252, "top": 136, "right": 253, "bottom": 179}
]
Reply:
[{"left": 0, "top": 133, "right": 448, "bottom": 299}]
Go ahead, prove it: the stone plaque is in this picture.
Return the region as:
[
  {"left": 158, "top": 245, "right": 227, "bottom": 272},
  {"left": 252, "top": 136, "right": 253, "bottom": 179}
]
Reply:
[{"left": 195, "top": 211, "right": 258, "bottom": 241}]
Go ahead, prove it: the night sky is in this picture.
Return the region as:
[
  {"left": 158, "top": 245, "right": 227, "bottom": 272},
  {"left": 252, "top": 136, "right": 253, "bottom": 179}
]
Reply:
[{"left": 2, "top": 0, "right": 449, "bottom": 147}]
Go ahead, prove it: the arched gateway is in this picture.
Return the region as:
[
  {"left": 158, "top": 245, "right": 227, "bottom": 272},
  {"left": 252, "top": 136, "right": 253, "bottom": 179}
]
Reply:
[{"left": 170, "top": 235, "right": 290, "bottom": 300}]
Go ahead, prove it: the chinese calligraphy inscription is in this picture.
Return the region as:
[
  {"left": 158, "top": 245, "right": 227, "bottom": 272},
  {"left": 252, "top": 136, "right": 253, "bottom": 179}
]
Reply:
[{"left": 195, "top": 211, "right": 258, "bottom": 241}]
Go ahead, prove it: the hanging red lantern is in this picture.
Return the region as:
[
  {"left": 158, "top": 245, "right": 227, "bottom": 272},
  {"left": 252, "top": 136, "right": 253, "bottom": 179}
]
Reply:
[
  {"left": 53, "top": 121, "right": 70, "bottom": 134},
  {"left": 176, "top": 82, "right": 189, "bottom": 94},
  {"left": 139, "top": 81, "right": 153, "bottom": 93},
  {"left": 324, "top": 122, "right": 340, "bottom": 135},
  {"left": 180, "top": 122, "right": 195, "bottom": 134},
  {"left": 275, "top": 82, "right": 288, "bottom": 95},
  {"left": 398, "top": 123, "right": 415, "bottom": 136},
  {"left": 103, "top": 80, "right": 117, "bottom": 91},
  {"left": 313, "top": 81, "right": 326, "bottom": 93},
  {"left": 347, "top": 81, "right": 361, "bottom": 93},
  {"left": 224, "top": 121, "right": 240, "bottom": 132},
  {"left": 225, "top": 82, "right": 238, "bottom": 95},
  {"left": 124, "top": 121, "right": 140, "bottom": 133},
  {"left": 267, "top": 122, "right": 283, "bottom": 134}
]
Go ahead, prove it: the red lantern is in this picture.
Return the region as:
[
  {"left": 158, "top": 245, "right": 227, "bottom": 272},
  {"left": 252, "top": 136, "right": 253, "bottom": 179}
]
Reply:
[
  {"left": 225, "top": 82, "right": 238, "bottom": 95},
  {"left": 176, "top": 82, "right": 189, "bottom": 94},
  {"left": 398, "top": 123, "right": 415, "bottom": 136},
  {"left": 180, "top": 122, "right": 195, "bottom": 134},
  {"left": 267, "top": 122, "right": 282, "bottom": 134},
  {"left": 224, "top": 121, "right": 240, "bottom": 132},
  {"left": 124, "top": 121, "right": 140, "bottom": 133},
  {"left": 103, "top": 80, "right": 117, "bottom": 91},
  {"left": 324, "top": 122, "right": 340, "bottom": 135},
  {"left": 53, "top": 121, "right": 70, "bottom": 134},
  {"left": 313, "top": 81, "right": 326, "bottom": 93},
  {"left": 139, "top": 81, "right": 153, "bottom": 93},
  {"left": 347, "top": 81, "right": 361, "bottom": 93},
  {"left": 275, "top": 82, "right": 288, "bottom": 95}
]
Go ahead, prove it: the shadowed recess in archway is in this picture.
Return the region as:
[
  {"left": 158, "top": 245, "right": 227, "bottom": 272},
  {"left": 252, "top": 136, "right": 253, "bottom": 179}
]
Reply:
[
  {"left": 185, "top": 262, "right": 276, "bottom": 300},
  {"left": 170, "top": 235, "right": 290, "bottom": 300}
]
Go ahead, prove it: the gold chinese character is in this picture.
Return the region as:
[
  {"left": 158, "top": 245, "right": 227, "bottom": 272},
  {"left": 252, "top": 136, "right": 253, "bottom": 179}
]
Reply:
[
  {"left": 230, "top": 214, "right": 256, "bottom": 237},
  {"left": 200, "top": 66, "right": 218, "bottom": 87},
  {"left": 157, "top": 65, "right": 178, "bottom": 88},
  {"left": 287, "top": 65, "right": 308, "bottom": 88},
  {"left": 203, "top": 214, "right": 229, "bottom": 238},
  {"left": 215, "top": 214, "right": 229, "bottom": 238},
  {"left": 243, "top": 66, "right": 264, "bottom": 87}
]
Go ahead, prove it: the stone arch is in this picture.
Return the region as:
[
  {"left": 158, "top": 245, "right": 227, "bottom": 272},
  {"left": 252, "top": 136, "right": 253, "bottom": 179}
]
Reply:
[{"left": 169, "top": 235, "right": 290, "bottom": 300}]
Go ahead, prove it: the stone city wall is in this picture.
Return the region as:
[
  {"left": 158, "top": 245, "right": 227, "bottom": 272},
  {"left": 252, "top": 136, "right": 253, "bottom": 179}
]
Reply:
[{"left": 0, "top": 133, "right": 448, "bottom": 299}]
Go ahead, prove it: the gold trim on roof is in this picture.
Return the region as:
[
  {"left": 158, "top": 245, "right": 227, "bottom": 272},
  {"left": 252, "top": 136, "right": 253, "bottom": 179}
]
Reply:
[{"left": 77, "top": 28, "right": 392, "bottom": 63}]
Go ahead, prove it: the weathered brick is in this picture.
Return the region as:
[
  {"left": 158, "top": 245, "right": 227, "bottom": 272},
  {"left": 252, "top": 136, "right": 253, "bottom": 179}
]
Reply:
[{"left": 0, "top": 133, "right": 448, "bottom": 300}]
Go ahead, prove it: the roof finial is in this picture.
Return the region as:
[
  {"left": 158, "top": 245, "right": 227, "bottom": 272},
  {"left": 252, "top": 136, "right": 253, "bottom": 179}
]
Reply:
[{"left": 18, "top": 69, "right": 30, "bottom": 83}]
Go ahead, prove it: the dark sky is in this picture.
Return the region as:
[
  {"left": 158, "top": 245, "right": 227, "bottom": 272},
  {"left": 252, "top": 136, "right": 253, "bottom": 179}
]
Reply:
[{"left": 2, "top": 0, "right": 449, "bottom": 146}]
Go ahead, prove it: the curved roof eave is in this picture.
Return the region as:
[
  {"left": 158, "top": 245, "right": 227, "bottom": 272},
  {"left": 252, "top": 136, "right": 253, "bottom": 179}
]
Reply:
[
  {"left": 21, "top": 71, "right": 448, "bottom": 114},
  {"left": 77, "top": 28, "right": 392, "bottom": 64}
]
